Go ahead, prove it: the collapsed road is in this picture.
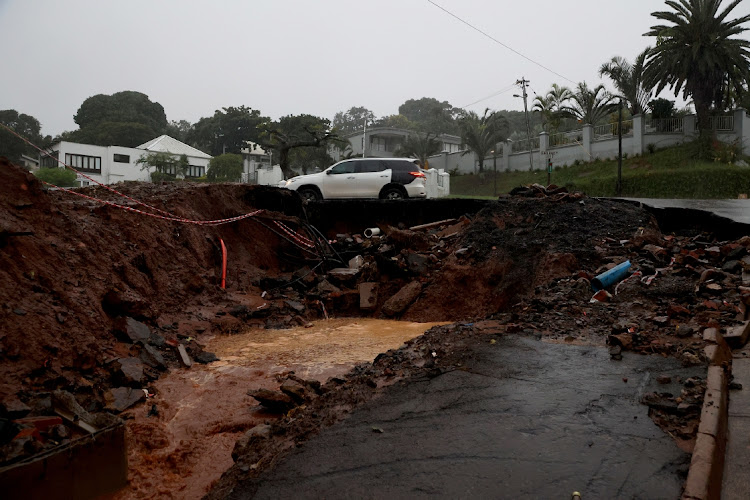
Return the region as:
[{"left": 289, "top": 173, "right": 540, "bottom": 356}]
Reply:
[{"left": 0, "top": 157, "right": 748, "bottom": 499}]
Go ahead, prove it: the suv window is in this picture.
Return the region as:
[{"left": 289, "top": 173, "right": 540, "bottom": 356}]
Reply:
[
  {"left": 387, "top": 160, "right": 420, "bottom": 172},
  {"left": 357, "top": 160, "right": 387, "bottom": 173},
  {"left": 329, "top": 161, "right": 356, "bottom": 174}
]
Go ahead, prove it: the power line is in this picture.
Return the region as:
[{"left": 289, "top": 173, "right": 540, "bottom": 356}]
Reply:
[
  {"left": 427, "top": 0, "right": 576, "bottom": 85},
  {"left": 461, "top": 83, "right": 517, "bottom": 108}
]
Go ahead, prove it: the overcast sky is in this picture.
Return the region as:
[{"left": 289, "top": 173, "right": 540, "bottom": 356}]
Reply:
[{"left": 3, "top": 0, "right": 750, "bottom": 137}]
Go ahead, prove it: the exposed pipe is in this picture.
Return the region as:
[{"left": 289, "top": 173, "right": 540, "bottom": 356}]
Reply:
[
  {"left": 591, "top": 260, "right": 631, "bottom": 292},
  {"left": 364, "top": 227, "right": 381, "bottom": 238},
  {"left": 220, "top": 238, "right": 227, "bottom": 289}
]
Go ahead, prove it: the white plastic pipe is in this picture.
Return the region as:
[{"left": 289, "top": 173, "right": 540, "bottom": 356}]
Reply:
[{"left": 364, "top": 227, "right": 381, "bottom": 238}]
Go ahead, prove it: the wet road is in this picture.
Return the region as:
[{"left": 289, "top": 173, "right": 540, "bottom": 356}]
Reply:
[
  {"left": 238, "top": 336, "right": 702, "bottom": 500},
  {"left": 619, "top": 198, "right": 750, "bottom": 225}
]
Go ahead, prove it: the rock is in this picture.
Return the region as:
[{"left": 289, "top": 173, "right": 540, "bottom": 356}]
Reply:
[
  {"left": 117, "top": 357, "right": 145, "bottom": 385},
  {"left": 359, "top": 282, "right": 379, "bottom": 311},
  {"left": 232, "top": 424, "right": 272, "bottom": 461},
  {"left": 643, "top": 244, "right": 669, "bottom": 262},
  {"left": 316, "top": 280, "right": 341, "bottom": 295},
  {"left": 667, "top": 304, "right": 690, "bottom": 317},
  {"left": 0, "top": 395, "right": 31, "bottom": 419},
  {"left": 139, "top": 344, "right": 166, "bottom": 370},
  {"left": 106, "top": 387, "right": 146, "bottom": 412},
  {"left": 656, "top": 375, "right": 672, "bottom": 385},
  {"left": 280, "top": 379, "right": 308, "bottom": 403},
  {"left": 681, "top": 351, "right": 704, "bottom": 367},
  {"left": 723, "top": 260, "right": 742, "bottom": 273},
  {"left": 455, "top": 247, "right": 471, "bottom": 257},
  {"left": 247, "top": 389, "right": 296, "bottom": 413},
  {"left": 117, "top": 317, "right": 151, "bottom": 343},
  {"left": 284, "top": 300, "right": 305, "bottom": 313},
  {"left": 609, "top": 345, "right": 623, "bottom": 360},
  {"left": 348, "top": 255, "right": 364, "bottom": 270},
  {"left": 406, "top": 253, "right": 431, "bottom": 275},
  {"left": 195, "top": 351, "right": 219, "bottom": 364},
  {"left": 328, "top": 267, "right": 360, "bottom": 284},
  {"left": 675, "top": 325, "right": 695, "bottom": 338},
  {"left": 148, "top": 332, "right": 166, "bottom": 348},
  {"left": 382, "top": 281, "right": 423, "bottom": 316},
  {"left": 49, "top": 423, "right": 71, "bottom": 441},
  {"left": 608, "top": 333, "right": 633, "bottom": 351}
]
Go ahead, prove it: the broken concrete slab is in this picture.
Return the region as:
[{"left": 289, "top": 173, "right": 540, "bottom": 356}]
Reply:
[
  {"left": 106, "top": 387, "right": 146, "bottom": 413},
  {"left": 348, "top": 255, "right": 364, "bottom": 270},
  {"left": 177, "top": 344, "right": 193, "bottom": 368},
  {"left": 382, "top": 281, "right": 422, "bottom": 316},
  {"left": 724, "top": 321, "right": 750, "bottom": 349},
  {"left": 406, "top": 253, "right": 430, "bottom": 275},
  {"left": 280, "top": 379, "right": 308, "bottom": 403},
  {"left": 359, "top": 282, "right": 379, "bottom": 311},
  {"left": 139, "top": 344, "right": 166, "bottom": 371},
  {"left": 0, "top": 395, "right": 31, "bottom": 419},
  {"left": 117, "top": 357, "right": 145, "bottom": 385},
  {"left": 116, "top": 317, "right": 151, "bottom": 343}
]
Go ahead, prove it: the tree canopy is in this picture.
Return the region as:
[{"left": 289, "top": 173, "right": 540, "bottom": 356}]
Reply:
[
  {"left": 137, "top": 152, "right": 189, "bottom": 182},
  {"left": 398, "top": 97, "right": 460, "bottom": 135},
  {"left": 186, "top": 106, "right": 267, "bottom": 156},
  {"left": 394, "top": 133, "right": 443, "bottom": 167},
  {"left": 257, "top": 114, "right": 340, "bottom": 178},
  {"left": 333, "top": 106, "right": 375, "bottom": 134},
  {"left": 74, "top": 91, "right": 168, "bottom": 133},
  {"left": 599, "top": 49, "right": 652, "bottom": 115},
  {"left": 0, "top": 109, "right": 50, "bottom": 163},
  {"left": 458, "top": 109, "right": 509, "bottom": 173},
  {"left": 643, "top": 0, "right": 750, "bottom": 132}
]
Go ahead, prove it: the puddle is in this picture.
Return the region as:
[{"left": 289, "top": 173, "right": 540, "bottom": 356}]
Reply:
[{"left": 112, "top": 319, "right": 444, "bottom": 500}]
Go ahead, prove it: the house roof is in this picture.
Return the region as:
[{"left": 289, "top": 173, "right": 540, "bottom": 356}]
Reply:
[
  {"left": 137, "top": 135, "right": 212, "bottom": 159},
  {"left": 241, "top": 141, "right": 270, "bottom": 157}
]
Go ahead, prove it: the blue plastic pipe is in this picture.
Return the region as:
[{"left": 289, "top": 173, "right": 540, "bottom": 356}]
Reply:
[{"left": 591, "top": 260, "right": 631, "bottom": 292}]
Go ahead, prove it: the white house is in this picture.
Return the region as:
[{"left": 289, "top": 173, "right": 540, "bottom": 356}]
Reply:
[
  {"left": 40, "top": 135, "right": 212, "bottom": 186},
  {"left": 333, "top": 127, "right": 463, "bottom": 161},
  {"left": 240, "top": 141, "right": 283, "bottom": 186}
]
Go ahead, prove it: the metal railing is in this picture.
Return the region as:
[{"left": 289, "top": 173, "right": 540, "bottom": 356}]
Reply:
[
  {"left": 709, "top": 116, "right": 734, "bottom": 131},
  {"left": 513, "top": 136, "right": 540, "bottom": 152},
  {"left": 593, "top": 120, "right": 633, "bottom": 139},
  {"left": 645, "top": 118, "right": 684, "bottom": 134},
  {"left": 549, "top": 129, "right": 583, "bottom": 147}
]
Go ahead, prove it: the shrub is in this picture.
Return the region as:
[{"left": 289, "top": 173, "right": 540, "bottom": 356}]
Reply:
[
  {"left": 647, "top": 143, "right": 657, "bottom": 155},
  {"left": 33, "top": 167, "right": 78, "bottom": 187}
]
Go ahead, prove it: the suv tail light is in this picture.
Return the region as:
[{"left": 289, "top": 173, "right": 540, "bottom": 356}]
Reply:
[{"left": 409, "top": 171, "right": 426, "bottom": 179}]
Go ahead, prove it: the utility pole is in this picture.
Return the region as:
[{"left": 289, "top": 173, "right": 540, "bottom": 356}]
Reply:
[
  {"left": 515, "top": 77, "right": 533, "bottom": 172},
  {"left": 362, "top": 117, "right": 367, "bottom": 158},
  {"left": 617, "top": 99, "right": 623, "bottom": 196}
]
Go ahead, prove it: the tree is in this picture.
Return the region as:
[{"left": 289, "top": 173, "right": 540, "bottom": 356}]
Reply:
[
  {"left": 394, "top": 133, "right": 443, "bottom": 167},
  {"left": 332, "top": 107, "right": 375, "bottom": 134},
  {"left": 33, "top": 167, "right": 78, "bottom": 187},
  {"left": 649, "top": 98, "right": 677, "bottom": 119},
  {"left": 398, "top": 97, "right": 460, "bottom": 135},
  {"left": 374, "top": 114, "right": 416, "bottom": 130},
  {"left": 257, "top": 114, "right": 340, "bottom": 178},
  {"left": 643, "top": 0, "right": 750, "bottom": 133},
  {"left": 75, "top": 91, "right": 167, "bottom": 130},
  {"left": 137, "top": 152, "right": 189, "bottom": 182},
  {"left": 166, "top": 120, "right": 192, "bottom": 142},
  {"left": 206, "top": 153, "right": 243, "bottom": 182},
  {"left": 561, "top": 82, "right": 617, "bottom": 125},
  {"left": 599, "top": 49, "right": 653, "bottom": 115},
  {"left": 532, "top": 84, "right": 573, "bottom": 132},
  {"left": 458, "top": 109, "right": 509, "bottom": 173},
  {"left": 65, "top": 122, "right": 156, "bottom": 148},
  {"left": 0, "top": 110, "right": 48, "bottom": 162},
  {"left": 186, "top": 106, "right": 267, "bottom": 156}
]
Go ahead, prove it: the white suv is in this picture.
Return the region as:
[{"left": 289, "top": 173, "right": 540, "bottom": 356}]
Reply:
[{"left": 283, "top": 158, "right": 427, "bottom": 201}]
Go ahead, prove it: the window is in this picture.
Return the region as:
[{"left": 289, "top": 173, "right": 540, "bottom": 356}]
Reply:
[
  {"left": 357, "top": 160, "right": 386, "bottom": 173},
  {"left": 370, "top": 137, "right": 387, "bottom": 152},
  {"left": 113, "top": 154, "right": 130, "bottom": 163},
  {"left": 40, "top": 150, "right": 59, "bottom": 168},
  {"left": 186, "top": 165, "right": 205, "bottom": 178},
  {"left": 330, "top": 161, "right": 356, "bottom": 174},
  {"left": 65, "top": 153, "right": 101, "bottom": 173}
]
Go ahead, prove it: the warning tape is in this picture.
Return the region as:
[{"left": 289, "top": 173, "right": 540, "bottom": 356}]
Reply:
[{"left": 273, "top": 221, "right": 316, "bottom": 249}]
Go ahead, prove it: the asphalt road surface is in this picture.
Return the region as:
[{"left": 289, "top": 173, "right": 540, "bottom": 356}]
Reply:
[
  {"left": 231, "top": 336, "right": 702, "bottom": 500},
  {"left": 620, "top": 198, "right": 750, "bottom": 225}
]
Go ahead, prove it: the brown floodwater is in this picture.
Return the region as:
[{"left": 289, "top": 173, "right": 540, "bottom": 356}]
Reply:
[{"left": 112, "top": 319, "right": 444, "bottom": 500}]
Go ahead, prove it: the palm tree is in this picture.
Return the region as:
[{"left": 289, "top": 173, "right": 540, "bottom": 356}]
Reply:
[
  {"left": 532, "top": 84, "right": 574, "bottom": 132},
  {"left": 458, "top": 109, "right": 509, "bottom": 173},
  {"left": 599, "top": 48, "right": 652, "bottom": 115},
  {"left": 643, "top": 0, "right": 750, "bottom": 133},
  {"left": 561, "top": 83, "right": 617, "bottom": 125},
  {"left": 394, "top": 132, "right": 443, "bottom": 167}
]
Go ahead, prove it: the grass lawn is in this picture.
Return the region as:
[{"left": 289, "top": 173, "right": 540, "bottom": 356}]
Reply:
[{"left": 450, "top": 141, "right": 750, "bottom": 199}]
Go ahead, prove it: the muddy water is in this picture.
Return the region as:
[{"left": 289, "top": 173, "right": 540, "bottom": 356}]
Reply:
[{"left": 114, "top": 319, "right": 444, "bottom": 500}]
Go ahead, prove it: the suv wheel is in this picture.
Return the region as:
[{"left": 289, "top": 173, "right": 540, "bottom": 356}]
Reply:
[
  {"left": 298, "top": 187, "right": 321, "bottom": 202},
  {"left": 381, "top": 187, "right": 406, "bottom": 200}
]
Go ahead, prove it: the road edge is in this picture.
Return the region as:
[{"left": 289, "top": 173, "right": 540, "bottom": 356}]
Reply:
[{"left": 682, "top": 328, "right": 730, "bottom": 500}]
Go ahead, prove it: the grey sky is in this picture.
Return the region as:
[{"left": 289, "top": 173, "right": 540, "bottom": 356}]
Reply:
[{"left": 3, "top": 0, "right": 750, "bottom": 137}]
